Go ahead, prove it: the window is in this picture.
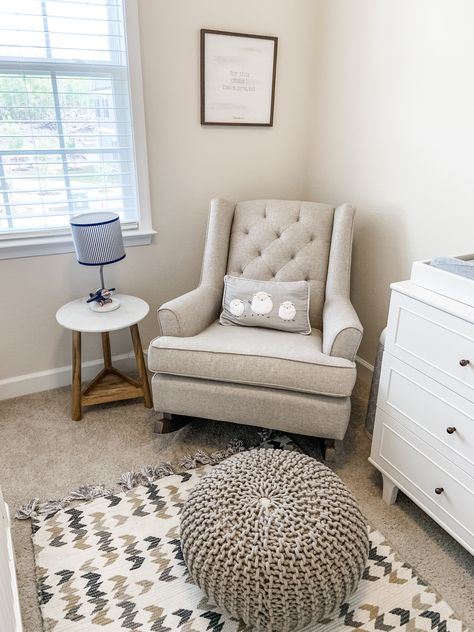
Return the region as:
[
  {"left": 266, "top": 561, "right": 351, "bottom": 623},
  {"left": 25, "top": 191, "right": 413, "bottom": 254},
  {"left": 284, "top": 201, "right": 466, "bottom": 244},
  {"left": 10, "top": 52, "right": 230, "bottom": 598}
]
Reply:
[{"left": 0, "top": 0, "right": 152, "bottom": 258}]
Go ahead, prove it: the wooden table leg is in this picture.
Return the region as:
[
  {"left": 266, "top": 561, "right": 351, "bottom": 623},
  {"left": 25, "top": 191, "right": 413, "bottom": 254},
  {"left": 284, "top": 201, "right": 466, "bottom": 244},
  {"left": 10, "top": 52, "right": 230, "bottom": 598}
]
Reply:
[
  {"left": 130, "top": 324, "right": 153, "bottom": 408},
  {"left": 101, "top": 332, "right": 112, "bottom": 369},
  {"left": 72, "top": 331, "right": 82, "bottom": 421}
]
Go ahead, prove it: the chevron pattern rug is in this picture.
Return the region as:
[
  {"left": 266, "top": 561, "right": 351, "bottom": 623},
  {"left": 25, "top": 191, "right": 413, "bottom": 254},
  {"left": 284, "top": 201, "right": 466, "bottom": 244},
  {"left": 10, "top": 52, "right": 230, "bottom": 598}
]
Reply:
[{"left": 31, "top": 436, "right": 468, "bottom": 632}]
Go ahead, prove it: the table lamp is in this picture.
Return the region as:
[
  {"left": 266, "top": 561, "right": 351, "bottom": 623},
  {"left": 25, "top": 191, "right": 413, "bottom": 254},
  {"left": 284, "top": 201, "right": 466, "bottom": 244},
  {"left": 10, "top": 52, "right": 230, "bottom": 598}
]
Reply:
[{"left": 70, "top": 211, "right": 126, "bottom": 312}]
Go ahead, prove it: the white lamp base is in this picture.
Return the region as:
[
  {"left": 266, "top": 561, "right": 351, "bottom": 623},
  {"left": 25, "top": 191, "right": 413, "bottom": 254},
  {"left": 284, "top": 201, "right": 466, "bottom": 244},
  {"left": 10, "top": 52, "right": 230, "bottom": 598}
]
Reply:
[{"left": 88, "top": 298, "right": 121, "bottom": 312}]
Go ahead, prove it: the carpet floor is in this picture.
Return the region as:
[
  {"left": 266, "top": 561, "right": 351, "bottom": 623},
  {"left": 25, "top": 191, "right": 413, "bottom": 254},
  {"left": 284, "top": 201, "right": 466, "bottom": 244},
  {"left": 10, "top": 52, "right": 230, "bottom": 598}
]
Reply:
[{"left": 0, "top": 378, "right": 473, "bottom": 632}]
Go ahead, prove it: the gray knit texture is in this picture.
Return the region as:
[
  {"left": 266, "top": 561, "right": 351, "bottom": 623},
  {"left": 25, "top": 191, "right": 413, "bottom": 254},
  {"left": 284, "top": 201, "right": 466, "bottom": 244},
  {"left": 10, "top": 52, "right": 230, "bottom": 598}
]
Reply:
[{"left": 180, "top": 449, "right": 369, "bottom": 632}]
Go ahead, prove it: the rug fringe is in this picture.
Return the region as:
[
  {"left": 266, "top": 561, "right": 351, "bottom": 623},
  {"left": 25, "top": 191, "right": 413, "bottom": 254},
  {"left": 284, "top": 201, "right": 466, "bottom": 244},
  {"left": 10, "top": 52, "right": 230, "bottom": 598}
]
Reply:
[
  {"left": 68, "top": 484, "right": 114, "bottom": 501},
  {"left": 15, "top": 497, "right": 40, "bottom": 520},
  {"left": 257, "top": 428, "right": 276, "bottom": 442},
  {"left": 15, "top": 441, "right": 246, "bottom": 520},
  {"left": 118, "top": 440, "right": 245, "bottom": 489}
]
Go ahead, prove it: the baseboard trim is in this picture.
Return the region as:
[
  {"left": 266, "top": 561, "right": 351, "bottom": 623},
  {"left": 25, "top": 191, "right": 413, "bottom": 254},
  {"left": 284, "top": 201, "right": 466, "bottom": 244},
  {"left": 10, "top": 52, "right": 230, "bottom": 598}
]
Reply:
[
  {"left": 1, "top": 351, "right": 374, "bottom": 402},
  {"left": 0, "top": 352, "right": 141, "bottom": 402},
  {"left": 356, "top": 355, "right": 374, "bottom": 373},
  {"left": 356, "top": 355, "right": 374, "bottom": 386}
]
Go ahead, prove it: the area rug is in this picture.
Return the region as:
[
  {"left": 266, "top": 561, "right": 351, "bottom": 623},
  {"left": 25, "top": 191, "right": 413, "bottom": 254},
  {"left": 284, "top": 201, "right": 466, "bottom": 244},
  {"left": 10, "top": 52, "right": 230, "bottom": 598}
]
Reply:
[{"left": 28, "top": 436, "right": 468, "bottom": 632}]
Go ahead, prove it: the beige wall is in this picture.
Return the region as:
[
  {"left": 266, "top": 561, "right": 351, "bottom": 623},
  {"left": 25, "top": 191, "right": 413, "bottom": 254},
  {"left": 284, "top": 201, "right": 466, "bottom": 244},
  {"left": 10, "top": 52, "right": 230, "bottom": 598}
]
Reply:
[
  {"left": 0, "top": 0, "right": 317, "bottom": 381},
  {"left": 4, "top": 0, "right": 473, "bottom": 384},
  {"left": 307, "top": 0, "right": 474, "bottom": 364}
]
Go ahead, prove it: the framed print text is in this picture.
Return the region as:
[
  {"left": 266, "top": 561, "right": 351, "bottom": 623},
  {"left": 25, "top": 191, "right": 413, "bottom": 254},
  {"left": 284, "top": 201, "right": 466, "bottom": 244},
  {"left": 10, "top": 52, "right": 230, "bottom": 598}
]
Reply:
[{"left": 201, "top": 29, "right": 278, "bottom": 126}]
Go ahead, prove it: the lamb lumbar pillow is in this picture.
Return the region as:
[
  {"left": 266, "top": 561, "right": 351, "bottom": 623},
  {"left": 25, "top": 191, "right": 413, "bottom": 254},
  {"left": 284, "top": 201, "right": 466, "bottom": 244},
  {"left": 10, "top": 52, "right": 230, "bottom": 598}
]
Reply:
[{"left": 220, "top": 275, "right": 311, "bottom": 334}]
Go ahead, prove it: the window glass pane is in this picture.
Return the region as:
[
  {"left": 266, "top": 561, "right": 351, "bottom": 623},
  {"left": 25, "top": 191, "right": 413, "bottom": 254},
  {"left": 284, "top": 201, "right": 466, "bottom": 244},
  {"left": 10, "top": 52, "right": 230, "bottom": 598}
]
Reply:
[
  {"left": 0, "top": 0, "right": 138, "bottom": 235},
  {"left": 0, "top": 3, "right": 46, "bottom": 59},
  {"left": 0, "top": 0, "right": 125, "bottom": 64}
]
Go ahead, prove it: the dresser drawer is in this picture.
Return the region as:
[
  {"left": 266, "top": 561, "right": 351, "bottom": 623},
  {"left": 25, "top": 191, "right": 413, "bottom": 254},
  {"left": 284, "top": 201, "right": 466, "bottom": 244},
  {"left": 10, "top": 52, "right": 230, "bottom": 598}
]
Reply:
[
  {"left": 378, "top": 353, "right": 474, "bottom": 474},
  {"left": 370, "top": 409, "right": 474, "bottom": 553},
  {"left": 385, "top": 291, "right": 474, "bottom": 402}
]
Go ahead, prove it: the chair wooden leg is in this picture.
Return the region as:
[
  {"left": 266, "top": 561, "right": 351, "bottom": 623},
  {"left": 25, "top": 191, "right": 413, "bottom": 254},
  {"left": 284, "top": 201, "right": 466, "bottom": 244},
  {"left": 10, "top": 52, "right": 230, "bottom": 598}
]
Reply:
[
  {"left": 154, "top": 412, "right": 188, "bottom": 434},
  {"left": 322, "top": 438, "right": 344, "bottom": 464},
  {"left": 71, "top": 331, "right": 82, "bottom": 421}
]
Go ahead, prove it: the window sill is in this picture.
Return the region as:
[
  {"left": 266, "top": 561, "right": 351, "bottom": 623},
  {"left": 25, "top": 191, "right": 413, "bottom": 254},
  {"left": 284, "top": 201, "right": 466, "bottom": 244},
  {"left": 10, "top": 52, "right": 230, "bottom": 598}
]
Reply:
[{"left": 0, "top": 229, "right": 156, "bottom": 261}]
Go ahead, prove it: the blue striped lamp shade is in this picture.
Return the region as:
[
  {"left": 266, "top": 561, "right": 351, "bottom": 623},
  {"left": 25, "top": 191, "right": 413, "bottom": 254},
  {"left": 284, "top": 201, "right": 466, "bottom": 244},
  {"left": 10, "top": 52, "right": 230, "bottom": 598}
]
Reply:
[{"left": 70, "top": 212, "right": 126, "bottom": 266}]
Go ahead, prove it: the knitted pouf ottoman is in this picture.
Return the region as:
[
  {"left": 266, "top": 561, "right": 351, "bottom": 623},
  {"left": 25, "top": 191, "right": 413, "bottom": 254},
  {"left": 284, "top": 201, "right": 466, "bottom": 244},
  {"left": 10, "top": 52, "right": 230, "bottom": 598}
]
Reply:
[{"left": 180, "top": 449, "right": 369, "bottom": 632}]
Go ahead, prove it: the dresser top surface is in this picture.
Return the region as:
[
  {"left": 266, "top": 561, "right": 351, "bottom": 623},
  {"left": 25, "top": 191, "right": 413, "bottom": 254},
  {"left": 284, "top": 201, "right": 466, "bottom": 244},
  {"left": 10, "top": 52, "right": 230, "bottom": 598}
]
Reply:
[{"left": 391, "top": 281, "right": 474, "bottom": 324}]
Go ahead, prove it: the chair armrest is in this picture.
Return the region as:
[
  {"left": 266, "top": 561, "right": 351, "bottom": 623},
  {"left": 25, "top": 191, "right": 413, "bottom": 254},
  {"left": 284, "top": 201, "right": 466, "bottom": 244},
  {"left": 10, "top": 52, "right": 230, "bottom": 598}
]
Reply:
[
  {"left": 157, "top": 285, "right": 221, "bottom": 337},
  {"left": 323, "top": 296, "right": 363, "bottom": 361}
]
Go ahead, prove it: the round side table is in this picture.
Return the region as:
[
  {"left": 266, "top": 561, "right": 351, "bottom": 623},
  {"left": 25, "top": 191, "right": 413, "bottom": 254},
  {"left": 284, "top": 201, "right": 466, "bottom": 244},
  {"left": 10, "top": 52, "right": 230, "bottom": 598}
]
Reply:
[{"left": 56, "top": 294, "right": 152, "bottom": 421}]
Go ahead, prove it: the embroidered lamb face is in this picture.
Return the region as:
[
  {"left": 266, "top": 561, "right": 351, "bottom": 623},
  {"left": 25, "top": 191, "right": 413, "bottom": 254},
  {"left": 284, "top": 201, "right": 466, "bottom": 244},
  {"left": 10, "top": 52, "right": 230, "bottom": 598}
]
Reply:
[
  {"left": 229, "top": 298, "right": 245, "bottom": 317},
  {"left": 278, "top": 300, "right": 297, "bottom": 321},
  {"left": 250, "top": 291, "right": 273, "bottom": 315}
]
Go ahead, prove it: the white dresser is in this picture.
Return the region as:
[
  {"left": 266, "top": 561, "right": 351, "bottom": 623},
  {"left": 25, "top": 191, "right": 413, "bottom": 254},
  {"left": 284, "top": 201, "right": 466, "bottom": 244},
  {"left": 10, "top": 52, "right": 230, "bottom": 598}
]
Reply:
[
  {"left": 0, "top": 488, "right": 22, "bottom": 631},
  {"left": 370, "top": 280, "right": 474, "bottom": 555}
]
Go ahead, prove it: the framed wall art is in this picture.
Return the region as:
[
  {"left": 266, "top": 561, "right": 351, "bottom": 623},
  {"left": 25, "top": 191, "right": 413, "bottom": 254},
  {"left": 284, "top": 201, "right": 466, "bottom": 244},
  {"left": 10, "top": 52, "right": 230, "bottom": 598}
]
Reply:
[{"left": 200, "top": 29, "right": 278, "bottom": 126}]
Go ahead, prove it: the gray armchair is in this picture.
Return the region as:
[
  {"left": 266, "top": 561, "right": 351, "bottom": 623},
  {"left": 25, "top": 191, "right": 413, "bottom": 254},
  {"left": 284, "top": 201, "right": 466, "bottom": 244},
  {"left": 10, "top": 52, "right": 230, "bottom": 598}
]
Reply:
[{"left": 148, "top": 199, "right": 362, "bottom": 449}]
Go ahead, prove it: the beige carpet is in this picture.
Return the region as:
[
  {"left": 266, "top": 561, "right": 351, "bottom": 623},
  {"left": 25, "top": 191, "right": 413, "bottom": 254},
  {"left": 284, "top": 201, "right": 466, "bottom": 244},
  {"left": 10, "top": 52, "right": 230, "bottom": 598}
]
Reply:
[{"left": 0, "top": 378, "right": 473, "bottom": 632}]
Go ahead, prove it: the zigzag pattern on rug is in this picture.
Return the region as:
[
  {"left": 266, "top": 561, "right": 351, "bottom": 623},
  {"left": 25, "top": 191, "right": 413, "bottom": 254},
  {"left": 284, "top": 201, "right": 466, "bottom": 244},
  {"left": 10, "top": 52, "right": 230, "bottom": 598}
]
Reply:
[{"left": 29, "top": 434, "right": 468, "bottom": 632}]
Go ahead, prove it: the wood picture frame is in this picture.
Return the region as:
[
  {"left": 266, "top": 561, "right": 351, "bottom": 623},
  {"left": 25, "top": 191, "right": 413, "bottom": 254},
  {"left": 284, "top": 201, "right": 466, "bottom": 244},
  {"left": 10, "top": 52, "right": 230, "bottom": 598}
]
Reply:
[{"left": 200, "top": 29, "right": 278, "bottom": 126}]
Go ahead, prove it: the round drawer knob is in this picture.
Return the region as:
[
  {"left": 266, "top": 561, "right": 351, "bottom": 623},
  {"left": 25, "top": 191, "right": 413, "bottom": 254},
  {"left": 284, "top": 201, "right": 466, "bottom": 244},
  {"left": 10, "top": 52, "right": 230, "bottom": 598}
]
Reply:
[
  {"left": 435, "top": 487, "right": 444, "bottom": 495},
  {"left": 446, "top": 427, "right": 456, "bottom": 434},
  {"left": 459, "top": 359, "right": 470, "bottom": 367}
]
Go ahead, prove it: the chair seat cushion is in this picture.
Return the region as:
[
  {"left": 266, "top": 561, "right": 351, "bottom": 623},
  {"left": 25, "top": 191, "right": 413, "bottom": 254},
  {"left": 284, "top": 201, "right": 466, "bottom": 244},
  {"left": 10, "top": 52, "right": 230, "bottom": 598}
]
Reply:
[{"left": 148, "top": 321, "right": 356, "bottom": 397}]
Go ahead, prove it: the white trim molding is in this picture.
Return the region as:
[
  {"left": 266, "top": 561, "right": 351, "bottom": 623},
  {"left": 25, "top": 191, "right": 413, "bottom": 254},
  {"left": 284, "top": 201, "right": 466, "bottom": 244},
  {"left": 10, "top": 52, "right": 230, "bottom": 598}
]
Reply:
[
  {"left": 124, "top": 0, "right": 153, "bottom": 239},
  {"left": 0, "top": 229, "right": 155, "bottom": 260},
  {"left": 2, "top": 351, "right": 373, "bottom": 402},
  {"left": 356, "top": 354, "right": 374, "bottom": 386},
  {"left": 0, "top": 352, "right": 145, "bottom": 402},
  {"left": 356, "top": 355, "right": 374, "bottom": 373}
]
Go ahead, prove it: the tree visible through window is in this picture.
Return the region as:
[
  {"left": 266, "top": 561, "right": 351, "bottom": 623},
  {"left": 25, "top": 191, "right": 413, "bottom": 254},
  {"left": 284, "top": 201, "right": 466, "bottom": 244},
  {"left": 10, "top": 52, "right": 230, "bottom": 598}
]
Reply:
[{"left": 0, "top": 0, "right": 139, "bottom": 236}]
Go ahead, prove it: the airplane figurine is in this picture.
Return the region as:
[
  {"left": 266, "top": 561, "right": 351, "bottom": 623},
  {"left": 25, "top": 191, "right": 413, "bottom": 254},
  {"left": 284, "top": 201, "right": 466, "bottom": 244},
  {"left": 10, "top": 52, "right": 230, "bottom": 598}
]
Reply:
[{"left": 86, "top": 287, "right": 116, "bottom": 307}]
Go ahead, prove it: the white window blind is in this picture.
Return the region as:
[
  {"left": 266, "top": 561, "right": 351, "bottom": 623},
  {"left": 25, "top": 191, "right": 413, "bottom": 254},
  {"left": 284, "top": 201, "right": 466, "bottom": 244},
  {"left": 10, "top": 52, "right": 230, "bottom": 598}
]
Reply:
[{"left": 0, "top": 0, "right": 140, "bottom": 237}]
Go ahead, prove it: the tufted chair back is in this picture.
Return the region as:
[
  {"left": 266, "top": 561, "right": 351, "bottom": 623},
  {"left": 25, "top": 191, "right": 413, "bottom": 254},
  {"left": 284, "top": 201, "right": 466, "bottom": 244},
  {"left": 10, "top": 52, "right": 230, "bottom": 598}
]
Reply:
[{"left": 225, "top": 200, "right": 335, "bottom": 329}]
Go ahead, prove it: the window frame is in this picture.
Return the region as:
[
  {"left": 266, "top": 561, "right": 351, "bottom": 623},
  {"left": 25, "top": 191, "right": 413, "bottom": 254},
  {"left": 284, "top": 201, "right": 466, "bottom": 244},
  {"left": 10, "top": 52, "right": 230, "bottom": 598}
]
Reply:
[{"left": 0, "top": 0, "right": 154, "bottom": 260}]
